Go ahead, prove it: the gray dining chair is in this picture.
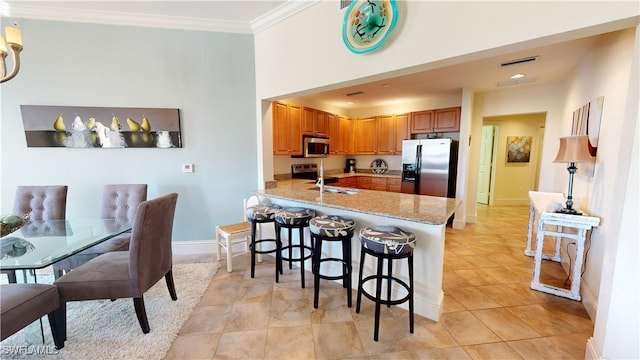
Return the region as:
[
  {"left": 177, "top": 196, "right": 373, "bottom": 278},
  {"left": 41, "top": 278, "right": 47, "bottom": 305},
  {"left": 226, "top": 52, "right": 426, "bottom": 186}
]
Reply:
[
  {"left": 0, "top": 283, "right": 65, "bottom": 349},
  {"left": 54, "top": 193, "right": 178, "bottom": 335},
  {"left": 53, "top": 184, "right": 147, "bottom": 277},
  {"left": 2, "top": 185, "right": 68, "bottom": 283}
]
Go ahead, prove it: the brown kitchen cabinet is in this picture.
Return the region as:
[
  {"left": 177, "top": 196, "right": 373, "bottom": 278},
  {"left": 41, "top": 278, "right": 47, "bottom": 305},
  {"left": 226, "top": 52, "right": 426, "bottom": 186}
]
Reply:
[
  {"left": 339, "top": 116, "right": 354, "bottom": 155},
  {"left": 410, "top": 107, "right": 460, "bottom": 134},
  {"left": 273, "top": 102, "right": 302, "bottom": 155},
  {"left": 337, "top": 176, "right": 357, "bottom": 188},
  {"left": 327, "top": 113, "right": 339, "bottom": 154},
  {"left": 371, "top": 177, "right": 387, "bottom": 191},
  {"left": 386, "top": 178, "right": 401, "bottom": 192},
  {"left": 357, "top": 176, "right": 371, "bottom": 189},
  {"left": 355, "top": 118, "right": 377, "bottom": 154},
  {"left": 377, "top": 113, "right": 409, "bottom": 155},
  {"left": 302, "top": 107, "right": 327, "bottom": 136}
]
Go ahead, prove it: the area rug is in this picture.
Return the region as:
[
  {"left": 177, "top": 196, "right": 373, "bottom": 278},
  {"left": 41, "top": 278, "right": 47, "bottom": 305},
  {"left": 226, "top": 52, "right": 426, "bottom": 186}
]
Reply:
[{"left": 1, "top": 262, "right": 219, "bottom": 359}]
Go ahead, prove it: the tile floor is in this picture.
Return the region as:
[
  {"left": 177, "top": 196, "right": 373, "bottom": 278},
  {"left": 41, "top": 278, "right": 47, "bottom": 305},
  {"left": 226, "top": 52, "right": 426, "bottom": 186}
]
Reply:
[{"left": 165, "top": 205, "right": 593, "bottom": 359}]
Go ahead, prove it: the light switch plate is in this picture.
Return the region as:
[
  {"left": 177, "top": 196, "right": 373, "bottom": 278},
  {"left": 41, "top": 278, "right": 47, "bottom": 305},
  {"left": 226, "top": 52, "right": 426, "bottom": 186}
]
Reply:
[{"left": 182, "top": 164, "right": 194, "bottom": 173}]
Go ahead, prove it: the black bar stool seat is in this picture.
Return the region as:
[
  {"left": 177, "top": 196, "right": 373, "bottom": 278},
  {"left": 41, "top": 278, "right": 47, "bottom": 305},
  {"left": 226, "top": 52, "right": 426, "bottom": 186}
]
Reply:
[
  {"left": 309, "top": 215, "right": 356, "bottom": 309},
  {"left": 247, "top": 203, "right": 283, "bottom": 279},
  {"left": 274, "top": 207, "right": 315, "bottom": 287},
  {"left": 356, "top": 225, "right": 416, "bottom": 342}
]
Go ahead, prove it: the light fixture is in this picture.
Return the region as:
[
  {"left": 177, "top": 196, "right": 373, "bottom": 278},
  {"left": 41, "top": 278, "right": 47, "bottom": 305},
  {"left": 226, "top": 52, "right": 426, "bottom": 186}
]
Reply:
[
  {"left": 553, "top": 135, "right": 594, "bottom": 215},
  {"left": 511, "top": 73, "right": 525, "bottom": 79},
  {"left": 0, "top": 25, "right": 23, "bottom": 83}
]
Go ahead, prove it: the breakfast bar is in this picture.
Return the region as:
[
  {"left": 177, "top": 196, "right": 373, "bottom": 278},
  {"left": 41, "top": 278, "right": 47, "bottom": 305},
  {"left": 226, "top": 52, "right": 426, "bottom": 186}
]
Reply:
[{"left": 254, "top": 179, "right": 461, "bottom": 321}]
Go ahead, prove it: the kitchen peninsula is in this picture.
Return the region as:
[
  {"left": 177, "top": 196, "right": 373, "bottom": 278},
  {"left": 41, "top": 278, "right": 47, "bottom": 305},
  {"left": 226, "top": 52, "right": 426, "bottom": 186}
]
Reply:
[{"left": 254, "top": 179, "right": 461, "bottom": 321}]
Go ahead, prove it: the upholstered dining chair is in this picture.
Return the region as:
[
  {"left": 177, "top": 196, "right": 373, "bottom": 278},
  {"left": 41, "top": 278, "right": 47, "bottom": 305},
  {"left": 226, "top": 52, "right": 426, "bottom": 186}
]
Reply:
[
  {"left": 54, "top": 193, "right": 178, "bottom": 335},
  {"left": 53, "top": 184, "right": 147, "bottom": 277},
  {"left": 2, "top": 185, "right": 68, "bottom": 283}
]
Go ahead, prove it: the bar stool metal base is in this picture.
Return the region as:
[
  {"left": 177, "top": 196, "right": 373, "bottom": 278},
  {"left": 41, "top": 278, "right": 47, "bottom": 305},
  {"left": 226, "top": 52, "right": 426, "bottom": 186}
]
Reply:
[
  {"left": 276, "top": 223, "right": 313, "bottom": 288},
  {"left": 356, "top": 245, "right": 414, "bottom": 342},
  {"left": 249, "top": 218, "right": 277, "bottom": 279},
  {"left": 311, "top": 232, "right": 353, "bottom": 309}
]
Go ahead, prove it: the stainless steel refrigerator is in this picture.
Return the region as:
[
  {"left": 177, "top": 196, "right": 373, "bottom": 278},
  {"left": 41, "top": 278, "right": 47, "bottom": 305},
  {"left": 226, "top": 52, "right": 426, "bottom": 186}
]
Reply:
[{"left": 401, "top": 138, "right": 458, "bottom": 197}]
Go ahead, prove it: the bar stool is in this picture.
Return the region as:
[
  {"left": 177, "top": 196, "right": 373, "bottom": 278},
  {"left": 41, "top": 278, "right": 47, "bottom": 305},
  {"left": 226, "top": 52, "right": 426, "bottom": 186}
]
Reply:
[
  {"left": 274, "top": 207, "right": 315, "bottom": 287},
  {"left": 356, "top": 225, "right": 416, "bottom": 342},
  {"left": 309, "top": 215, "right": 356, "bottom": 309},
  {"left": 246, "top": 203, "right": 283, "bottom": 279}
]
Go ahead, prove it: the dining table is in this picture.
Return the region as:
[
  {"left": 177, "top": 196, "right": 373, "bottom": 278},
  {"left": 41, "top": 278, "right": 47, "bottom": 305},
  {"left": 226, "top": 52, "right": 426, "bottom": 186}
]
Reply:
[{"left": 0, "top": 218, "right": 132, "bottom": 344}]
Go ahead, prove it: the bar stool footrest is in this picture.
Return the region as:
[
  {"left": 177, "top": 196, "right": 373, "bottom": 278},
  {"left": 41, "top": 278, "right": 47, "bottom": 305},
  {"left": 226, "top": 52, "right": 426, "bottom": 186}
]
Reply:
[
  {"left": 359, "top": 275, "right": 411, "bottom": 306},
  {"left": 251, "top": 238, "right": 278, "bottom": 255},
  {"left": 314, "top": 258, "right": 351, "bottom": 281}
]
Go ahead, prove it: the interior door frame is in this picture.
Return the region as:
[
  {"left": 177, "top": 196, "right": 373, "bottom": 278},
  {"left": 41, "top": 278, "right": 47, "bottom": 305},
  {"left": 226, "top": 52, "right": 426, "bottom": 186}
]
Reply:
[{"left": 487, "top": 124, "right": 499, "bottom": 205}]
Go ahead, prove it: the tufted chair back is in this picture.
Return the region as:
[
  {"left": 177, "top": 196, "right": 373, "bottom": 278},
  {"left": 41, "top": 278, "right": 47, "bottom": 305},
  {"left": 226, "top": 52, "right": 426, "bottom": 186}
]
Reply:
[
  {"left": 12, "top": 186, "right": 68, "bottom": 221},
  {"left": 100, "top": 184, "right": 148, "bottom": 221}
]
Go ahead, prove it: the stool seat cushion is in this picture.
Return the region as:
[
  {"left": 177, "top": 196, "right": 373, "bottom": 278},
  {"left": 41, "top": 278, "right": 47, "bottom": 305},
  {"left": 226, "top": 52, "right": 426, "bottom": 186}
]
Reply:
[
  {"left": 275, "top": 207, "right": 315, "bottom": 226},
  {"left": 359, "top": 225, "right": 416, "bottom": 255},
  {"left": 247, "top": 204, "right": 283, "bottom": 221},
  {"left": 310, "top": 215, "right": 355, "bottom": 237}
]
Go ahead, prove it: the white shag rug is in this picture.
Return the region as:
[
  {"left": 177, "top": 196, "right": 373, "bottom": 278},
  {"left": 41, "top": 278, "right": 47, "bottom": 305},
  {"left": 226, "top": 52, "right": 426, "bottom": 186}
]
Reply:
[{"left": 1, "top": 262, "right": 219, "bottom": 360}]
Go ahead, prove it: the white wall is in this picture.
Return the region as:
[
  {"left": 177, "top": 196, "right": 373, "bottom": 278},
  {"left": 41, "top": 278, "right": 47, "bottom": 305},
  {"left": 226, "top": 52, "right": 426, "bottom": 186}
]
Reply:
[{"left": 0, "top": 19, "right": 259, "bottom": 241}]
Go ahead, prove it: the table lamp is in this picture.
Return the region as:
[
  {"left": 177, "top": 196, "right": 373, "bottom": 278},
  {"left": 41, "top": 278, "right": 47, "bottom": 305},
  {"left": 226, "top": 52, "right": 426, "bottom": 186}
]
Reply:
[{"left": 553, "top": 135, "right": 594, "bottom": 215}]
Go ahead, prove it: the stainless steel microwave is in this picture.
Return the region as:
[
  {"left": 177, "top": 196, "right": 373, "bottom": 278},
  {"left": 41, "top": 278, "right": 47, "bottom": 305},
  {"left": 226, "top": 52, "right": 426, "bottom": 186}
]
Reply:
[{"left": 294, "top": 135, "right": 329, "bottom": 158}]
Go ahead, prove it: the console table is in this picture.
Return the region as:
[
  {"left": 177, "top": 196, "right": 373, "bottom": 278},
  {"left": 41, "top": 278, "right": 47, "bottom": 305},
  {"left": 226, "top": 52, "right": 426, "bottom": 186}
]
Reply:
[
  {"left": 530, "top": 211, "right": 600, "bottom": 301},
  {"left": 524, "top": 191, "right": 568, "bottom": 260}
]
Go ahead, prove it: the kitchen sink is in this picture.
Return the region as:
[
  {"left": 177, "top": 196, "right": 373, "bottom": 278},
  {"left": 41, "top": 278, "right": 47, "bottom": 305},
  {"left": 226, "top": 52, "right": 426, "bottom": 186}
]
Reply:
[{"left": 306, "top": 187, "right": 359, "bottom": 194}]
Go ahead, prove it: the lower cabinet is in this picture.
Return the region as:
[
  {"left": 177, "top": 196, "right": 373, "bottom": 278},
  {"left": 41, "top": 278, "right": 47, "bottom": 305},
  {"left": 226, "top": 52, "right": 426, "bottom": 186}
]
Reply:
[{"left": 336, "top": 176, "right": 400, "bottom": 192}]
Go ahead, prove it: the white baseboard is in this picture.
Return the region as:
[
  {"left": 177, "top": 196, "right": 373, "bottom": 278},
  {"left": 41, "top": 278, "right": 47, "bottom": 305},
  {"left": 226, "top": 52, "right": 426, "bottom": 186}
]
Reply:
[
  {"left": 452, "top": 219, "right": 466, "bottom": 230},
  {"left": 585, "top": 337, "right": 603, "bottom": 360},
  {"left": 172, "top": 240, "right": 216, "bottom": 256}
]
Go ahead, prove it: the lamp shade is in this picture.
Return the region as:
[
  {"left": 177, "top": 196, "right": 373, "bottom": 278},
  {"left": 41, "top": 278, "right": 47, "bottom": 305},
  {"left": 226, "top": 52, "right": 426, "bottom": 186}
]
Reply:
[{"left": 554, "top": 135, "right": 594, "bottom": 163}]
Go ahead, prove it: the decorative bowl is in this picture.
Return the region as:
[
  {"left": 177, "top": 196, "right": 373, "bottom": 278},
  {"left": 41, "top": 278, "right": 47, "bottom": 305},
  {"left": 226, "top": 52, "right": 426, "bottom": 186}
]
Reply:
[{"left": 1, "top": 214, "right": 30, "bottom": 237}]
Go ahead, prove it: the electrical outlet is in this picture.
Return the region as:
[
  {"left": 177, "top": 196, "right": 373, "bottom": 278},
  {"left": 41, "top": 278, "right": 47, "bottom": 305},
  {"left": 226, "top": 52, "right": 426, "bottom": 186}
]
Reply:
[{"left": 182, "top": 164, "right": 194, "bottom": 173}]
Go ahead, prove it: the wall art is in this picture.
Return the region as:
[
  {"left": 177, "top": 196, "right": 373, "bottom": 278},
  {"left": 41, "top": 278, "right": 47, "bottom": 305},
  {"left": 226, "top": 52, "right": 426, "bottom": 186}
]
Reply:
[
  {"left": 20, "top": 105, "right": 182, "bottom": 148},
  {"left": 571, "top": 96, "right": 603, "bottom": 176},
  {"left": 506, "top": 136, "right": 532, "bottom": 163}
]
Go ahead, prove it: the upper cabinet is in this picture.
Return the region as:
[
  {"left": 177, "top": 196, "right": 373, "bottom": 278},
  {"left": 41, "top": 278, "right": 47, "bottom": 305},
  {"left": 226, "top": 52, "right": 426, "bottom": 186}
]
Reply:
[
  {"left": 355, "top": 117, "right": 377, "bottom": 154},
  {"left": 273, "top": 102, "right": 303, "bottom": 156},
  {"left": 302, "top": 108, "right": 327, "bottom": 136},
  {"left": 377, "top": 114, "right": 409, "bottom": 155},
  {"left": 410, "top": 107, "right": 461, "bottom": 134}
]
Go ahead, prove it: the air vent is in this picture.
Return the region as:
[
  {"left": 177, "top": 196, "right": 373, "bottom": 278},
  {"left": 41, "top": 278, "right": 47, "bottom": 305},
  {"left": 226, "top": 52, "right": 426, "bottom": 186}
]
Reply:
[
  {"left": 339, "top": 0, "right": 353, "bottom": 11},
  {"left": 346, "top": 91, "right": 364, "bottom": 97},
  {"left": 500, "top": 56, "right": 539, "bottom": 67}
]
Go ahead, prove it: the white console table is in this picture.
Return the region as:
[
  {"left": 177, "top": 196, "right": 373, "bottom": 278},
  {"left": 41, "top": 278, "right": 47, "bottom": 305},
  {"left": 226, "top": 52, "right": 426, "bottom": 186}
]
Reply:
[
  {"left": 530, "top": 211, "right": 600, "bottom": 301},
  {"left": 524, "top": 191, "right": 568, "bottom": 260}
]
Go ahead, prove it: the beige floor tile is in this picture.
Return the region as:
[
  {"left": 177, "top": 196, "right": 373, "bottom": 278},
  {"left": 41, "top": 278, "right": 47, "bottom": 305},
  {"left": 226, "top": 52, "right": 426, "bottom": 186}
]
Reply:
[
  {"left": 179, "top": 304, "right": 231, "bottom": 335},
  {"left": 439, "top": 311, "right": 501, "bottom": 346},
  {"left": 446, "top": 287, "right": 501, "bottom": 310},
  {"left": 214, "top": 329, "right": 268, "bottom": 359},
  {"left": 265, "top": 325, "right": 316, "bottom": 359},
  {"left": 166, "top": 204, "right": 595, "bottom": 359},
  {"left": 164, "top": 333, "right": 220, "bottom": 359},
  {"left": 471, "top": 308, "right": 542, "bottom": 341},
  {"left": 414, "top": 347, "right": 472, "bottom": 360},
  {"left": 312, "top": 321, "right": 365, "bottom": 359},
  {"left": 463, "top": 342, "right": 524, "bottom": 359},
  {"left": 224, "top": 301, "right": 271, "bottom": 332}
]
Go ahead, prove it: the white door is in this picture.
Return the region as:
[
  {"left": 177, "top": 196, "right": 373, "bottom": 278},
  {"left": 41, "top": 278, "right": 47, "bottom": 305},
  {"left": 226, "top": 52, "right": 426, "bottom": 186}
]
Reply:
[{"left": 477, "top": 125, "right": 494, "bottom": 204}]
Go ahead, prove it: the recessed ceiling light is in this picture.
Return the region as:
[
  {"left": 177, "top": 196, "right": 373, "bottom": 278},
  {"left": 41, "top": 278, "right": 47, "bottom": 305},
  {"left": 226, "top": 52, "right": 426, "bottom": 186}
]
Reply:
[
  {"left": 511, "top": 73, "right": 525, "bottom": 79},
  {"left": 347, "top": 101, "right": 354, "bottom": 105}
]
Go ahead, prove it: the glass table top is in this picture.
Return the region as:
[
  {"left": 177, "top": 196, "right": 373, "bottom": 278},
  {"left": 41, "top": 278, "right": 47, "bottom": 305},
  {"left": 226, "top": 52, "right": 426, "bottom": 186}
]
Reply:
[{"left": 0, "top": 219, "right": 132, "bottom": 270}]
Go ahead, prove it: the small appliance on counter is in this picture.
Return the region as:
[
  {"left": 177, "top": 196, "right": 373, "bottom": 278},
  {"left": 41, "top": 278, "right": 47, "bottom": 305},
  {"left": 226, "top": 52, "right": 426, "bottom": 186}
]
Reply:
[{"left": 345, "top": 158, "right": 356, "bottom": 174}]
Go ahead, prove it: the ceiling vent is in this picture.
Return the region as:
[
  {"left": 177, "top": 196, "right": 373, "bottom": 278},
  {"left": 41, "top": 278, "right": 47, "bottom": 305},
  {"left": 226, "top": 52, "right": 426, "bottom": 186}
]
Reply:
[
  {"left": 500, "top": 56, "right": 539, "bottom": 68},
  {"left": 339, "top": 0, "right": 354, "bottom": 11},
  {"left": 346, "top": 91, "right": 364, "bottom": 97}
]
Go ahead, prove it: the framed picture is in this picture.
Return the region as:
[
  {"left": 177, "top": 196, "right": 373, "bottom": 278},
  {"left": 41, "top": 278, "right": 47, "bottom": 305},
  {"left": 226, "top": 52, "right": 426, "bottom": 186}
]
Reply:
[
  {"left": 571, "top": 96, "right": 603, "bottom": 176},
  {"left": 506, "top": 136, "right": 532, "bottom": 163},
  {"left": 20, "top": 105, "right": 182, "bottom": 148}
]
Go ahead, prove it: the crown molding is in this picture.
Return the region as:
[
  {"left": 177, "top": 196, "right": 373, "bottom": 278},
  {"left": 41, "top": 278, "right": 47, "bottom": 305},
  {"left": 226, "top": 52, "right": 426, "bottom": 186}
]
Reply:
[{"left": 1, "top": 1, "right": 318, "bottom": 34}]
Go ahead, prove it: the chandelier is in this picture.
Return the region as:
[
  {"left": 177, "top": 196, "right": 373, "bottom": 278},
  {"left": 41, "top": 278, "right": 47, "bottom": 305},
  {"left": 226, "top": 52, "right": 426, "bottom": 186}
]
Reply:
[{"left": 0, "top": 25, "right": 23, "bottom": 83}]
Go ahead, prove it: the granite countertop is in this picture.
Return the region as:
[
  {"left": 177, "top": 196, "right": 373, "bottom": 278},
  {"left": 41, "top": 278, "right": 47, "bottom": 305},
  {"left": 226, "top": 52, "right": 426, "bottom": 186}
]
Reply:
[{"left": 255, "top": 179, "right": 461, "bottom": 225}]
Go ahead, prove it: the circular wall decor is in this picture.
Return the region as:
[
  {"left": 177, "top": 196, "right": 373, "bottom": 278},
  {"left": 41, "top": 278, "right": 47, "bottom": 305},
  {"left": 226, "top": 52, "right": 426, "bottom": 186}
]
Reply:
[{"left": 343, "top": 0, "right": 398, "bottom": 54}]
